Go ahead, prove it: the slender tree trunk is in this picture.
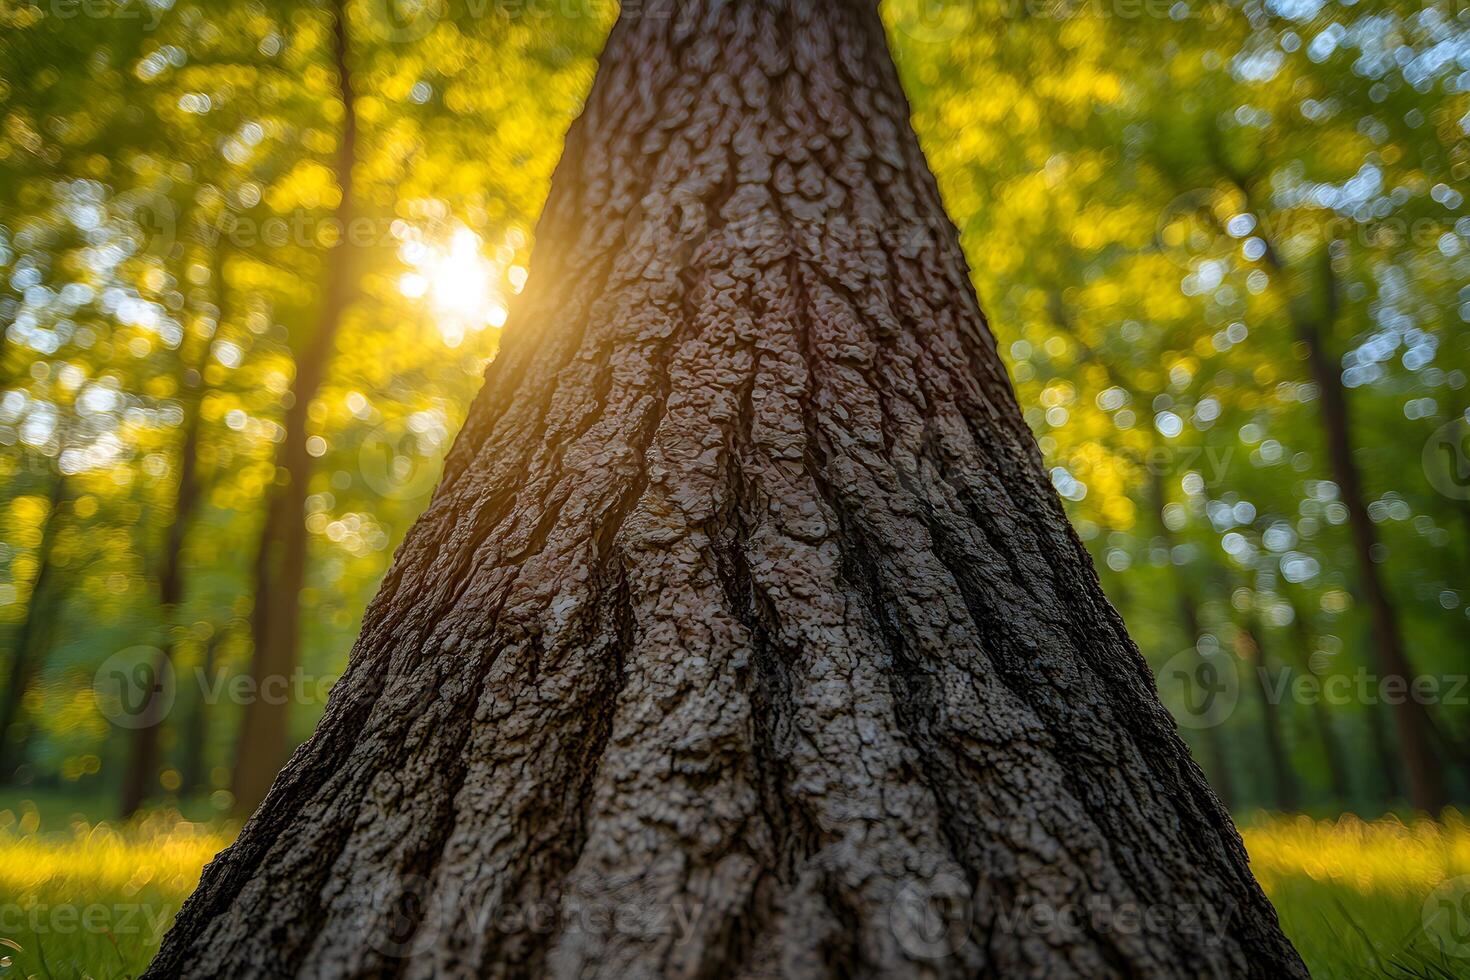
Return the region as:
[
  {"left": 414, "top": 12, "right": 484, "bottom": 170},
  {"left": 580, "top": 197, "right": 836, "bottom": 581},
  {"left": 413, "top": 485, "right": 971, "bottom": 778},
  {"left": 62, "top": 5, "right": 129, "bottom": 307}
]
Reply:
[
  {"left": 148, "top": 5, "right": 1305, "bottom": 976},
  {"left": 120, "top": 385, "right": 203, "bottom": 817},
  {"left": 1213, "top": 168, "right": 1446, "bottom": 810},
  {"left": 1147, "top": 471, "right": 1236, "bottom": 809},
  {"left": 0, "top": 475, "right": 66, "bottom": 782},
  {"left": 1359, "top": 637, "right": 1408, "bottom": 807},
  {"left": 232, "top": 0, "right": 357, "bottom": 816},
  {"left": 121, "top": 236, "right": 227, "bottom": 817},
  {"left": 1295, "top": 261, "right": 1444, "bottom": 812},
  {"left": 1281, "top": 588, "right": 1353, "bottom": 805},
  {"left": 180, "top": 628, "right": 222, "bottom": 797},
  {"left": 1238, "top": 617, "right": 1298, "bottom": 812}
]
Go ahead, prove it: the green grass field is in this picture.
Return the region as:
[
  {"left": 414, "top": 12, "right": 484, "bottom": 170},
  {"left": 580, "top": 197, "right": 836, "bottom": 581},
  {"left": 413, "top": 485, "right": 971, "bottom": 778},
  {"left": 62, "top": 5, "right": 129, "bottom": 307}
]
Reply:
[
  {"left": 0, "top": 797, "right": 226, "bottom": 979},
  {"left": 4, "top": 796, "right": 1470, "bottom": 977}
]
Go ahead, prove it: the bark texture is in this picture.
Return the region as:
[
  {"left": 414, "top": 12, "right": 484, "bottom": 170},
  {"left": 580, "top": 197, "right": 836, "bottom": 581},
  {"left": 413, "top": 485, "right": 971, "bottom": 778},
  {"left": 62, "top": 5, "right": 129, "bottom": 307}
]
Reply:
[{"left": 147, "top": 3, "right": 1305, "bottom": 977}]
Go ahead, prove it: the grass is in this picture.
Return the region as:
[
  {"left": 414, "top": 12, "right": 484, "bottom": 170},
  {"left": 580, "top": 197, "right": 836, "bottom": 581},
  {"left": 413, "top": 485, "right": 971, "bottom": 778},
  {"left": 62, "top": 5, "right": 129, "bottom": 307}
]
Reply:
[
  {"left": 1242, "top": 811, "right": 1470, "bottom": 978},
  {"left": 2, "top": 798, "right": 1470, "bottom": 977},
  {"left": 0, "top": 799, "right": 229, "bottom": 979}
]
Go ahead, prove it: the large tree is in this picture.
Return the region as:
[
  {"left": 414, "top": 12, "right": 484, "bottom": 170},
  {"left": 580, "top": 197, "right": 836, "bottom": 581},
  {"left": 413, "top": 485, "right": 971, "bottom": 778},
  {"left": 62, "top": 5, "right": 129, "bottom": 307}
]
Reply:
[{"left": 145, "top": 3, "right": 1305, "bottom": 976}]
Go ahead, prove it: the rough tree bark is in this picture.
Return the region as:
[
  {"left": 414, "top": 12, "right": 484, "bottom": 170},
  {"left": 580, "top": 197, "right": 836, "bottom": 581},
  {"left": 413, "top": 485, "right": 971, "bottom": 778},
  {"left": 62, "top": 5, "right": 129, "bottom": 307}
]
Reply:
[
  {"left": 147, "top": 3, "right": 1305, "bottom": 977},
  {"left": 233, "top": 0, "right": 358, "bottom": 816}
]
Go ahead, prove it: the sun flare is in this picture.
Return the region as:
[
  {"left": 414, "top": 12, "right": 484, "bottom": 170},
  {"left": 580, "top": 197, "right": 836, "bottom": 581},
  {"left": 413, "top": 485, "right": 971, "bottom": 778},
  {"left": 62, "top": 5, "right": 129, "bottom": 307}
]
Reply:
[{"left": 397, "top": 224, "right": 518, "bottom": 346}]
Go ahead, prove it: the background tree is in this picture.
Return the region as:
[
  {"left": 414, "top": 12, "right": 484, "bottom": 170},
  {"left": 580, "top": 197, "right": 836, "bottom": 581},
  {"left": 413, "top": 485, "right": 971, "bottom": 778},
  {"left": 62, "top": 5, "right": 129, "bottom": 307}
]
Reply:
[{"left": 232, "top": 0, "right": 359, "bottom": 818}]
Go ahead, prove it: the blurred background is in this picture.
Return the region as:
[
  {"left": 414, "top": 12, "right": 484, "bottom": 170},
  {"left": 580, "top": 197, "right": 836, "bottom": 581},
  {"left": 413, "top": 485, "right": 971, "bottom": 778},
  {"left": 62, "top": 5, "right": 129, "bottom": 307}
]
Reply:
[{"left": 0, "top": 0, "right": 1468, "bottom": 974}]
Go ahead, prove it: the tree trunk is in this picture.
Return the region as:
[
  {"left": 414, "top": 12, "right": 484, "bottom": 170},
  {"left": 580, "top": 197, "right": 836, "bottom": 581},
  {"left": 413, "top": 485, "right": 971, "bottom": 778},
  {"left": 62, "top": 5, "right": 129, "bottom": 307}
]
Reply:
[
  {"left": 232, "top": 0, "right": 357, "bottom": 816},
  {"left": 1357, "top": 632, "right": 1407, "bottom": 808},
  {"left": 1146, "top": 471, "right": 1236, "bottom": 809},
  {"left": 1213, "top": 169, "right": 1447, "bottom": 811},
  {"left": 0, "top": 474, "right": 66, "bottom": 782},
  {"left": 122, "top": 235, "right": 228, "bottom": 817},
  {"left": 1294, "top": 258, "right": 1445, "bottom": 812},
  {"left": 1282, "top": 588, "right": 1353, "bottom": 805},
  {"left": 147, "top": 4, "right": 1305, "bottom": 977},
  {"left": 1237, "top": 617, "right": 1297, "bottom": 812},
  {"left": 120, "top": 379, "right": 203, "bottom": 817},
  {"left": 180, "top": 627, "right": 222, "bottom": 797}
]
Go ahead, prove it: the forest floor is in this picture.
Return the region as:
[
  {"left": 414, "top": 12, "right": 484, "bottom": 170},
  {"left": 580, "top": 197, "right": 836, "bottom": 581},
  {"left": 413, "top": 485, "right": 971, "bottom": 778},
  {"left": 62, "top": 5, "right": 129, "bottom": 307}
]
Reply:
[{"left": 0, "top": 795, "right": 1468, "bottom": 978}]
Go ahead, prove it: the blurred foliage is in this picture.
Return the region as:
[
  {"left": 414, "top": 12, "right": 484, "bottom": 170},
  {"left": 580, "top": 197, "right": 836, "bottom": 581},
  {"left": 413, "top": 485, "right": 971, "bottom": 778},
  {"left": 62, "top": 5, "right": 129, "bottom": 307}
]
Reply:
[
  {"left": 0, "top": 0, "right": 1466, "bottom": 819},
  {"left": 886, "top": 0, "right": 1470, "bottom": 813}
]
